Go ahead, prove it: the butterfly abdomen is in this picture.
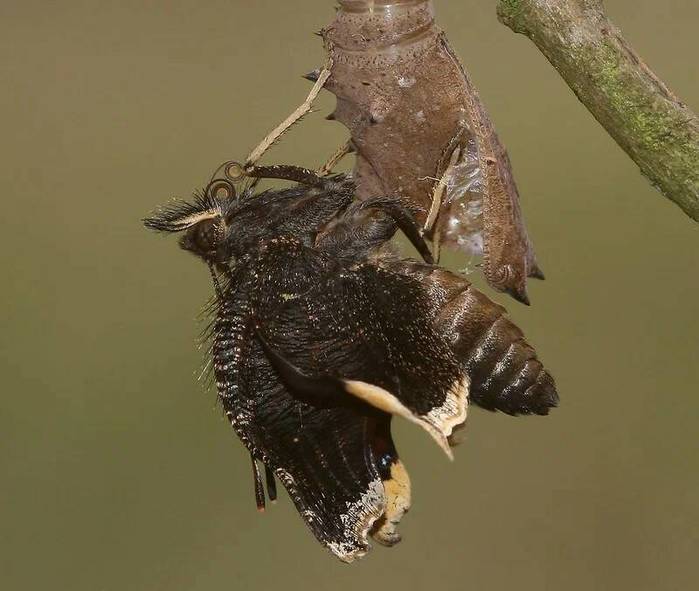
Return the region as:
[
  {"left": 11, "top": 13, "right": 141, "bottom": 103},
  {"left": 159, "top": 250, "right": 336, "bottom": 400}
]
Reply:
[
  {"left": 382, "top": 261, "right": 558, "bottom": 417},
  {"left": 436, "top": 285, "right": 558, "bottom": 416}
]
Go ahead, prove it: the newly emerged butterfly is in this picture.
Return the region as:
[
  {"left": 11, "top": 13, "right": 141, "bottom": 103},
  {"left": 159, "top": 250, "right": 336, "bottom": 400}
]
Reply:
[{"left": 144, "top": 165, "right": 558, "bottom": 562}]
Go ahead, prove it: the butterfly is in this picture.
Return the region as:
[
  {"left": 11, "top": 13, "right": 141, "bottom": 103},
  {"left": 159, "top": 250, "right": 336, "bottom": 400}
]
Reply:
[{"left": 144, "top": 167, "right": 558, "bottom": 562}]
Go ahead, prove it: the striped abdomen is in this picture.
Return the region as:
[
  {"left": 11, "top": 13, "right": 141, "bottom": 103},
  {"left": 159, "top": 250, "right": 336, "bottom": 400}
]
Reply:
[{"left": 385, "top": 261, "right": 558, "bottom": 417}]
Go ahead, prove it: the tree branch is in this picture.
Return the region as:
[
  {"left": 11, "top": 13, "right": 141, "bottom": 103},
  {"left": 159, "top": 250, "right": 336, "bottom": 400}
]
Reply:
[
  {"left": 497, "top": 0, "right": 699, "bottom": 221},
  {"left": 317, "top": 0, "right": 697, "bottom": 305}
]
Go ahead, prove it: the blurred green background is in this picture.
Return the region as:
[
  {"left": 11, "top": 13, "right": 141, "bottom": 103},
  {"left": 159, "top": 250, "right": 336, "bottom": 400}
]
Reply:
[{"left": 1, "top": 1, "right": 697, "bottom": 589}]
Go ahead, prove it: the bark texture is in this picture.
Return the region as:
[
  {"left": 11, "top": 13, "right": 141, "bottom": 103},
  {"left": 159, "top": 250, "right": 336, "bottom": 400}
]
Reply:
[{"left": 497, "top": 0, "right": 699, "bottom": 221}]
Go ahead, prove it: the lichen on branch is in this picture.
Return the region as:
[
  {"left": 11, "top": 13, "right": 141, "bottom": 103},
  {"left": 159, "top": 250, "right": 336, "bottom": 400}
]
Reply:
[{"left": 497, "top": 0, "right": 699, "bottom": 221}]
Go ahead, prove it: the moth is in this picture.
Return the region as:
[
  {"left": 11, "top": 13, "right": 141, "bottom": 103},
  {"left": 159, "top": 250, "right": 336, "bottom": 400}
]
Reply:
[{"left": 144, "top": 164, "right": 558, "bottom": 562}]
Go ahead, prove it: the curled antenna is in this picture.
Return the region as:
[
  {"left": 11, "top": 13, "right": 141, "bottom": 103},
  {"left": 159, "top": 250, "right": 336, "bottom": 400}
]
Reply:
[{"left": 204, "top": 177, "right": 236, "bottom": 202}]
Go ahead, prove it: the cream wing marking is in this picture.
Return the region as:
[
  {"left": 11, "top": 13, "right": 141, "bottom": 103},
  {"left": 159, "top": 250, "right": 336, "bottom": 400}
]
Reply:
[
  {"left": 342, "top": 377, "right": 469, "bottom": 460},
  {"left": 256, "top": 326, "right": 469, "bottom": 458},
  {"left": 371, "top": 459, "right": 412, "bottom": 546}
]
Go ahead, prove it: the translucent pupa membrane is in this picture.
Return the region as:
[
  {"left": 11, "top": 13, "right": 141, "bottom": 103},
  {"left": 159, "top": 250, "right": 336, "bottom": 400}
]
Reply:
[{"left": 437, "top": 137, "right": 485, "bottom": 261}]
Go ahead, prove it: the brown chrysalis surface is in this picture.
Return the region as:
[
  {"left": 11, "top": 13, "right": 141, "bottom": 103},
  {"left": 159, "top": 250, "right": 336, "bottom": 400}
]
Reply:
[{"left": 322, "top": 0, "right": 543, "bottom": 303}]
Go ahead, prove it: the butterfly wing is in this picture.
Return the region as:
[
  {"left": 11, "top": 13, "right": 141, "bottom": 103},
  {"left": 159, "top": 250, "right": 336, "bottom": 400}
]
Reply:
[
  {"left": 258, "top": 255, "right": 470, "bottom": 459},
  {"left": 215, "top": 240, "right": 415, "bottom": 561}
]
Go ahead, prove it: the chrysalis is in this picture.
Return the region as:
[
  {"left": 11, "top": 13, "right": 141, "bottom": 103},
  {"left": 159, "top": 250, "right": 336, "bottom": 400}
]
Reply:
[{"left": 322, "top": 0, "right": 543, "bottom": 303}]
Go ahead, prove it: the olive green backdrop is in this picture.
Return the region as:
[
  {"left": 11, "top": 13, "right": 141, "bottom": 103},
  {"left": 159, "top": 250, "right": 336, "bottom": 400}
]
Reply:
[{"left": 1, "top": 1, "right": 697, "bottom": 589}]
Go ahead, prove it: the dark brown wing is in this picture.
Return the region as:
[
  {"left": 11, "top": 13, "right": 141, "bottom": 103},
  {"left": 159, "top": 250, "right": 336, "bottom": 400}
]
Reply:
[
  {"left": 258, "top": 254, "right": 469, "bottom": 458},
  {"left": 216, "top": 302, "right": 386, "bottom": 561},
  {"left": 215, "top": 239, "right": 417, "bottom": 561},
  {"left": 237, "top": 342, "right": 411, "bottom": 553},
  {"left": 229, "top": 380, "right": 386, "bottom": 562}
]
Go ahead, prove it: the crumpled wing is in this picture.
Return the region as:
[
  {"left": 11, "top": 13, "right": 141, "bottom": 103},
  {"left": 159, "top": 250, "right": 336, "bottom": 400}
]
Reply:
[
  {"left": 226, "top": 339, "right": 410, "bottom": 560},
  {"left": 258, "top": 255, "right": 469, "bottom": 459},
  {"left": 215, "top": 240, "right": 419, "bottom": 561},
  {"left": 230, "top": 376, "right": 385, "bottom": 562}
]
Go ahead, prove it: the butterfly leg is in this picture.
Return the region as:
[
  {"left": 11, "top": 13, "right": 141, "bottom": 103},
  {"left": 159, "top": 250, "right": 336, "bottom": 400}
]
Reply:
[
  {"left": 245, "top": 66, "right": 332, "bottom": 167},
  {"left": 424, "top": 145, "right": 461, "bottom": 235},
  {"left": 317, "top": 140, "right": 354, "bottom": 177},
  {"left": 423, "top": 146, "right": 463, "bottom": 264},
  {"left": 358, "top": 197, "right": 435, "bottom": 264},
  {"left": 243, "top": 164, "right": 326, "bottom": 186}
]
